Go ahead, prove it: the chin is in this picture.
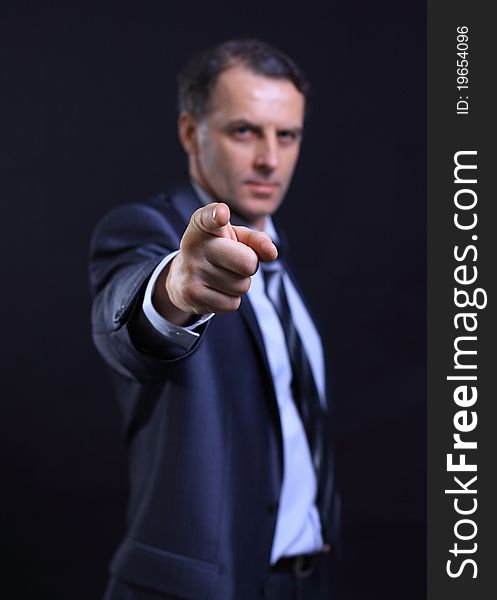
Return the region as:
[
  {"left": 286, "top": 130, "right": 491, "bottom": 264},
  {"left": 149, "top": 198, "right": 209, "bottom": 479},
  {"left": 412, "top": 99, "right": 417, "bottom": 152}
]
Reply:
[{"left": 227, "top": 190, "right": 281, "bottom": 224}]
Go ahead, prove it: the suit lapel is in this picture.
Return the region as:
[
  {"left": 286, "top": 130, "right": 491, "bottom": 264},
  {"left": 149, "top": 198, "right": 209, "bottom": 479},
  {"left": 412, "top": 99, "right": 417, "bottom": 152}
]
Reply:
[{"left": 237, "top": 295, "right": 272, "bottom": 379}]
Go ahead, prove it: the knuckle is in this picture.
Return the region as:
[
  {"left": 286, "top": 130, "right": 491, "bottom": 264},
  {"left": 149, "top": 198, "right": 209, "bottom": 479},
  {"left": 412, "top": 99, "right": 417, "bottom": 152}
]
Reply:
[
  {"left": 192, "top": 205, "right": 204, "bottom": 223},
  {"left": 214, "top": 294, "right": 241, "bottom": 314},
  {"left": 189, "top": 207, "right": 207, "bottom": 235},
  {"left": 238, "top": 277, "right": 251, "bottom": 295},
  {"left": 231, "top": 296, "right": 242, "bottom": 311},
  {"left": 180, "top": 232, "right": 194, "bottom": 253},
  {"left": 241, "top": 254, "right": 258, "bottom": 277},
  {"left": 225, "top": 296, "right": 241, "bottom": 312}
]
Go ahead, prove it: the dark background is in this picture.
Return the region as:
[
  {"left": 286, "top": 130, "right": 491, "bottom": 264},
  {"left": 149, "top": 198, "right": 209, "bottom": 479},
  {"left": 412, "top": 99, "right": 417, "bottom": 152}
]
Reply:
[{"left": 1, "top": 2, "right": 426, "bottom": 599}]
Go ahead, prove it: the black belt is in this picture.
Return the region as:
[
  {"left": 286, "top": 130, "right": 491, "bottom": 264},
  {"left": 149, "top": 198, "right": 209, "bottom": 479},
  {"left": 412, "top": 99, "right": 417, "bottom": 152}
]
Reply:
[{"left": 271, "top": 552, "right": 320, "bottom": 579}]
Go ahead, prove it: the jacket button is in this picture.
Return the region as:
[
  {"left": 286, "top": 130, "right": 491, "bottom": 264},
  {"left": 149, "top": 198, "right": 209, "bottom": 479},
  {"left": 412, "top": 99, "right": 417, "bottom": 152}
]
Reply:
[
  {"left": 113, "top": 304, "right": 126, "bottom": 322},
  {"left": 267, "top": 501, "right": 279, "bottom": 516}
]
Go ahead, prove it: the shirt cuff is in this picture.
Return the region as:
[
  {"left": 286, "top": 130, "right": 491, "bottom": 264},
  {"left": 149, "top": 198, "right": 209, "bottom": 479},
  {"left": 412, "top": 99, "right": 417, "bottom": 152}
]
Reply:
[{"left": 142, "top": 251, "right": 214, "bottom": 351}]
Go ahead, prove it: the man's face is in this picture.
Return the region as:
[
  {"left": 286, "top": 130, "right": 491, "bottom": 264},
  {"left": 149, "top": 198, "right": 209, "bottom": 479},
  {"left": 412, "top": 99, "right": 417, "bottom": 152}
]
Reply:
[{"left": 180, "top": 65, "right": 305, "bottom": 229}]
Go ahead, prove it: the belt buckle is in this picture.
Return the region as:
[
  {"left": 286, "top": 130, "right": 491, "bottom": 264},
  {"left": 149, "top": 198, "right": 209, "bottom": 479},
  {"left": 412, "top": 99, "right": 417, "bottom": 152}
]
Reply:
[{"left": 292, "top": 554, "right": 315, "bottom": 579}]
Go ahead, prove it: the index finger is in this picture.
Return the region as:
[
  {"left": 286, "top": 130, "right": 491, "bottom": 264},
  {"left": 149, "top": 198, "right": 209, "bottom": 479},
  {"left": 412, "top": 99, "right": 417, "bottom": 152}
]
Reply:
[{"left": 191, "top": 203, "right": 237, "bottom": 241}]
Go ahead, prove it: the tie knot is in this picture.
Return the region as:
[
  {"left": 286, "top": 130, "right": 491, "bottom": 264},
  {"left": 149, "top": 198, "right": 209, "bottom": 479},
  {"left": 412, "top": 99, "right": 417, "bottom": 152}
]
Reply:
[
  {"left": 260, "top": 259, "right": 284, "bottom": 304},
  {"left": 260, "top": 259, "right": 284, "bottom": 293}
]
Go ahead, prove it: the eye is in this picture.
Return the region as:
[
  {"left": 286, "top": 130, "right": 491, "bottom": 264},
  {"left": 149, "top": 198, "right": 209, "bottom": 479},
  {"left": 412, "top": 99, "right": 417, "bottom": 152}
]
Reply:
[
  {"left": 232, "top": 126, "right": 253, "bottom": 140},
  {"left": 277, "top": 130, "right": 298, "bottom": 144}
]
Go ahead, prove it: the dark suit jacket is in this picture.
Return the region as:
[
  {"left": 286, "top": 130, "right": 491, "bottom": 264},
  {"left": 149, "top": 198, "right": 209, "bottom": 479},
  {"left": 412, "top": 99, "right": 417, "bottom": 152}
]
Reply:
[{"left": 89, "top": 182, "right": 335, "bottom": 600}]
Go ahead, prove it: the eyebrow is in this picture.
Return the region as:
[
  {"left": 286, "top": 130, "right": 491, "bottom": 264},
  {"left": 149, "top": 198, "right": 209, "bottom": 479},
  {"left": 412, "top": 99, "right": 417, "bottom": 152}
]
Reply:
[{"left": 226, "top": 119, "right": 303, "bottom": 137}]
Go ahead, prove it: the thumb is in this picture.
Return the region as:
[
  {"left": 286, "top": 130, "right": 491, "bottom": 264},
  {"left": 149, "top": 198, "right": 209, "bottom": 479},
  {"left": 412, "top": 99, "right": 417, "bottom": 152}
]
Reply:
[
  {"left": 232, "top": 226, "right": 278, "bottom": 262},
  {"left": 191, "top": 202, "right": 237, "bottom": 240}
]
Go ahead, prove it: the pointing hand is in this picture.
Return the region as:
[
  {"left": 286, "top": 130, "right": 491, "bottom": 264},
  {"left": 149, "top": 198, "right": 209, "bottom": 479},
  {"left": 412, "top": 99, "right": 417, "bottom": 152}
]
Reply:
[{"left": 154, "top": 203, "right": 278, "bottom": 323}]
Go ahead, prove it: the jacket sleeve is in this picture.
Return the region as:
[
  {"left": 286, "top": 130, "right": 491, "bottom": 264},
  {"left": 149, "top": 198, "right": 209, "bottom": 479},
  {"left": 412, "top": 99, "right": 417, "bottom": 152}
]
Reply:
[{"left": 89, "top": 201, "right": 208, "bottom": 382}]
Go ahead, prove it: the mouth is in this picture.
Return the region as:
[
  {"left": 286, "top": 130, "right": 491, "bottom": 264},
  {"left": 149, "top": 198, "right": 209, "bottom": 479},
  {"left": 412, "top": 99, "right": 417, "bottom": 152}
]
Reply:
[{"left": 243, "top": 181, "right": 280, "bottom": 195}]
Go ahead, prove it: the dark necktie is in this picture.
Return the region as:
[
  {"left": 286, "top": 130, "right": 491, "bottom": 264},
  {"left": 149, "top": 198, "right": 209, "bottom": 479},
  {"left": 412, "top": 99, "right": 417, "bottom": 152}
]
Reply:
[{"left": 261, "top": 256, "right": 333, "bottom": 539}]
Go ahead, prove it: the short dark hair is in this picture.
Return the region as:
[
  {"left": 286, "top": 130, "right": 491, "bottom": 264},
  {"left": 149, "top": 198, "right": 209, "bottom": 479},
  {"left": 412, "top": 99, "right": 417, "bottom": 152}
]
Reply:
[{"left": 178, "top": 38, "right": 310, "bottom": 119}]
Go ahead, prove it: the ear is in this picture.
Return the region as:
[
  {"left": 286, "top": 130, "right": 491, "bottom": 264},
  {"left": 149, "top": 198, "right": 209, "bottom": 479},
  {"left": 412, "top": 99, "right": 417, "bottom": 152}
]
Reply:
[{"left": 178, "top": 111, "right": 200, "bottom": 156}]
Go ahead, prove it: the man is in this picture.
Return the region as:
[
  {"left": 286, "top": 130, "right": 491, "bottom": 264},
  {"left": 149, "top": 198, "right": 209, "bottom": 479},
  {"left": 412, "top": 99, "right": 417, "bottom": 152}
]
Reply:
[{"left": 90, "top": 39, "right": 337, "bottom": 600}]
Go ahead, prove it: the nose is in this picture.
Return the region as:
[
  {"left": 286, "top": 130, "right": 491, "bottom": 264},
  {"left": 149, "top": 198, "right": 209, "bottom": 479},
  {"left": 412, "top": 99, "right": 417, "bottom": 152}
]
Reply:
[{"left": 253, "top": 134, "right": 279, "bottom": 173}]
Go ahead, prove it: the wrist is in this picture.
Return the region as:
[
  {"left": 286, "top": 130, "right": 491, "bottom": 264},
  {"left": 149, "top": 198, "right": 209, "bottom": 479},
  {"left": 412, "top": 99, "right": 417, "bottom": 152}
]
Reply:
[{"left": 153, "top": 258, "right": 193, "bottom": 326}]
